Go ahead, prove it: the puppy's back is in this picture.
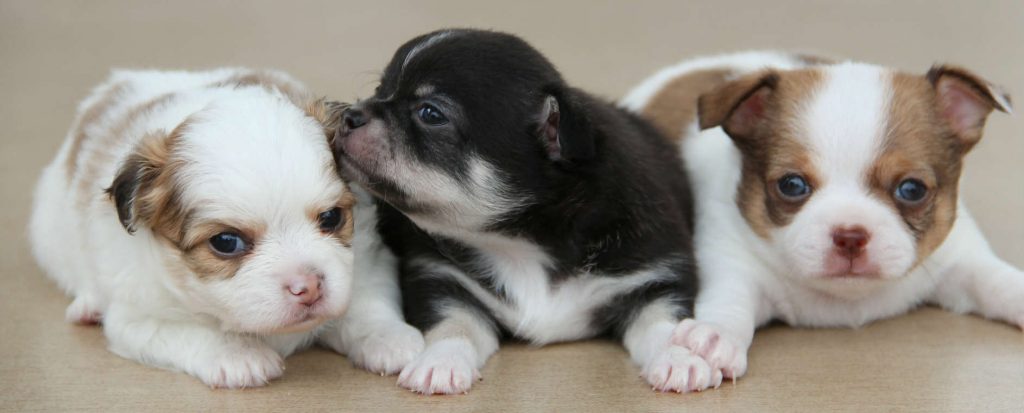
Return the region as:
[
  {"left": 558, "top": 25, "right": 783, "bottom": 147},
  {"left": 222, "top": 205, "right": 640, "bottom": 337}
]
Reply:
[{"left": 622, "top": 51, "right": 827, "bottom": 141}]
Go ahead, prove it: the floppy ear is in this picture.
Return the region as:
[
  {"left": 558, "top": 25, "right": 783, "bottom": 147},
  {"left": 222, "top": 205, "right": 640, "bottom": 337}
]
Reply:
[
  {"left": 537, "top": 87, "right": 595, "bottom": 162},
  {"left": 106, "top": 131, "right": 172, "bottom": 234},
  {"left": 927, "top": 65, "right": 1012, "bottom": 149},
  {"left": 697, "top": 71, "right": 779, "bottom": 140},
  {"left": 304, "top": 99, "right": 350, "bottom": 142}
]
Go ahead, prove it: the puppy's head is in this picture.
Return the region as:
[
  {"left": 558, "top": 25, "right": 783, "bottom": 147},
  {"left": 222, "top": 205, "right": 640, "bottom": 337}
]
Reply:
[
  {"left": 332, "top": 29, "right": 595, "bottom": 231},
  {"left": 108, "top": 91, "right": 355, "bottom": 334},
  {"left": 699, "top": 63, "right": 1010, "bottom": 285}
]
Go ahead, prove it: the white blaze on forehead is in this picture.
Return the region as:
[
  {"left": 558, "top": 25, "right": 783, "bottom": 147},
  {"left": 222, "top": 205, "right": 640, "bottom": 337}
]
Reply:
[
  {"left": 402, "top": 31, "right": 456, "bottom": 70},
  {"left": 176, "top": 92, "right": 343, "bottom": 219},
  {"left": 800, "top": 63, "right": 890, "bottom": 189}
]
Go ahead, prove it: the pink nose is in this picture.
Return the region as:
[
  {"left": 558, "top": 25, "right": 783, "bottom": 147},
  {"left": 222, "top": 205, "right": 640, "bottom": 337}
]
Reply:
[
  {"left": 832, "top": 227, "right": 870, "bottom": 259},
  {"left": 285, "top": 273, "right": 322, "bottom": 306}
]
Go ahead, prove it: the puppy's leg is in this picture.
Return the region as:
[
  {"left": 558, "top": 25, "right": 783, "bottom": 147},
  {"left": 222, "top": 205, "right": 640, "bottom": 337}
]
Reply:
[
  {"left": 671, "top": 264, "right": 763, "bottom": 380},
  {"left": 396, "top": 264, "right": 499, "bottom": 395},
  {"left": 319, "top": 219, "right": 424, "bottom": 375},
  {"left": 103, "top": 303, "right": 284, "bottom": 389},
  {"left": 928, "top": 210, "right": 1024, "bottom": 329},
  {"left": 623, "top": 298, "right": 722, "bottom": 393}
]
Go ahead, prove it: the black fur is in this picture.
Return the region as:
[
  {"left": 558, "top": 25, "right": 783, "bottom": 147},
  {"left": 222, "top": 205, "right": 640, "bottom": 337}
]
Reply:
[{"left": 334, "top": 29, "right": 697, "bottom": 341}]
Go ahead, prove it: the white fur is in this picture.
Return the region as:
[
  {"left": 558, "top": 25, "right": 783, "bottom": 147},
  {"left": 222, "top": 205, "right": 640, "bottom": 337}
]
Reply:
[
  {"left": 396, "top": 225, "right": 698, "bottom": 393},
  {"left": 29, "top": 69, "right": 421, "bottom": 387},
  {"left": 623, "top": 51, "right": 1024, "bottom": 380}
]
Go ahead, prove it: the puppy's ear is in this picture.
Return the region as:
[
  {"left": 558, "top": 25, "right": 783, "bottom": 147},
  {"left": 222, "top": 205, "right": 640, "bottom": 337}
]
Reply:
[
  {"left": 106, "top": 131, "right": 174, "bottom": 234},
  {"left": 538, "top": 88, "right": 595, "bottom": 162},
  {"left": 927, "top": 65, "right": 1012, "bottom": 149},
  {"left": 304, "top": 99, "right": 350, "bottom": 142},
  {"left": 698, "top": 71, "right": 779, "bottom": 139}
]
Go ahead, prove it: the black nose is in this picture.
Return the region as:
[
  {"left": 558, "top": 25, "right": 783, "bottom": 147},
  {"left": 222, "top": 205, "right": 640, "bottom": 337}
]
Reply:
[{"left": 343, "top": 108, "right": 367, "bottom": 130}]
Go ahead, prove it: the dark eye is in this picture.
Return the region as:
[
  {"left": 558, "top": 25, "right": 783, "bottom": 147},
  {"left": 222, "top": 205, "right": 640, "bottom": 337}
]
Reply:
[
  {"left": 318, "top": 207, "right": 344, "bottom": 233},
  {"left": 209, "top": 232, "right": 247, "bottom": 257},
  {"left": 416, "top": 104, "right": 448, "bottom": 126},
  {"left": 895, "top": 179, "right": 928, "bottom": 204},
  {"left": 777, "top": 174, "right": 812, "bottom": 200}
]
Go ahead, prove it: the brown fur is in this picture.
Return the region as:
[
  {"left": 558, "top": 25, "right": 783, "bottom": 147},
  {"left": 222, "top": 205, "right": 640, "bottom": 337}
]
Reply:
[
  {"left": 869, "top": 69, "right": 1008, "bottom": 263},
  {"left": 77, "top": 92, "right": 177, "bottom": 207},
  {"left": 698, "top": 69, "right": 825, "bottom": 238},
  {"left": 793, "top": 53, "right": 836, "bottom": 67},
  {"left": 179, "top": 220, "right": 267, "bottom": 280},
  {"left": 66, "top": 82, "right": 129, "bottom": 179},
  {"left": 309, "top": 190, "right": 358, "bottom": 247},
  {"left": 640, "top": 69, "right": 735, "bottom": 141}
]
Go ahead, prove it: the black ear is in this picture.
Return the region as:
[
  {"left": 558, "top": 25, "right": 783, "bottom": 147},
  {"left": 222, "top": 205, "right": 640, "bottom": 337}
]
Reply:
[
  {"left": 105, "top": 132, "right": 170, "bottom": 234},
  {"left": 538, "top": 87, "right": 595, "bottom": 162}
]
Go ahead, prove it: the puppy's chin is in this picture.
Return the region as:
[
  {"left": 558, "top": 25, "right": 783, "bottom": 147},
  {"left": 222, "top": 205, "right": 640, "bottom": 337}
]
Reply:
[{"left": 219, "top": 297, "right": 349, "bottom": 336}]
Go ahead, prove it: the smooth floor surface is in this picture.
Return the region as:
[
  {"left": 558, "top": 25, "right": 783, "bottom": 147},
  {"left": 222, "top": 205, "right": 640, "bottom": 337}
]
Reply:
[{"left": 1, "top": 1, "right": 1022, "bottom": 412}]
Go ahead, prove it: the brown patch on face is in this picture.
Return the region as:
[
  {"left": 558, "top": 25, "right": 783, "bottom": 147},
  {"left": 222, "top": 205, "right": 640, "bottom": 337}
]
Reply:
[
  {"left": 310, "top": 190, "right": 357, "bottom": 247},
  {"left": 640, "top": 69, "right": 735, "bottom": 142},
  {"left": 178, "top": 220, "right": 267, "bottom": 280},
  {"left": 66, "top": 82, "right": 129, "bottom": 179},
  {"left": 868, "top": 71, "right": 983, "bottom": 263},
  {"left": 698, "top": 69, "right": 825, "bottom": 238}
]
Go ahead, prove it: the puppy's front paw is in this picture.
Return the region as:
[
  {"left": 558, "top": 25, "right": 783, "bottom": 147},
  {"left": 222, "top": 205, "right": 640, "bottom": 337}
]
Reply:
[
  {"left": 672, "top": 319, "right": 747, "bottom": 379},
  {"left": 397, "top": 338, "right": 479, "bottom": 395},
  {"left": 65, "top": 295, "right": 102, "bottom": 325},
  {"left": 348, "top": 322, "right": 425, "bottom": 375},
  {"left": 194, "top": 343, "right": 284, "bottom": 389},
  {"left": 642, "top": 345, "right": 722, "bottom": 393}
]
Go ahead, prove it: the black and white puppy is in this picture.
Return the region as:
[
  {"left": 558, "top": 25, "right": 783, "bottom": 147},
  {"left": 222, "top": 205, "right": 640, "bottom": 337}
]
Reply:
[{"left": 333, "top": 29, "right": 715, "bottom": 394}]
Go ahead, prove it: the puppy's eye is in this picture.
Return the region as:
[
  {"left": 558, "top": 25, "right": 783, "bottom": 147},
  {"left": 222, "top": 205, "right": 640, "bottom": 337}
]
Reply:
[
  {"left": 416, "top": 104, "right": 448, "bottom": 126},
  {"left": 209, "top": 232, "right": 248, "bottom": 257},
  {"left": 777, "top": 174, "right": 812, "bottom": 200},
  {"left": 894, "top": 179, "right": 928, "bottom": 204},
  {"left": 318, "top": 207, "right": 344, "bottom": 233}
]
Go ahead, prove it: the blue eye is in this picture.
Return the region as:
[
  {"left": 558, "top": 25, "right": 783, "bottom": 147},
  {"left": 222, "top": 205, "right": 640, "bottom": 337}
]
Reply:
[
  {"left": 777, "top": 174, "right": 812, "bottom": 200},
  {"left": 895, "top": 179, "right": 928, "bottom": 204},
  {"left": 416, "top": 104, "right": 448, "bottom": 125},
  {"left": 209, "top": 232, "right": 247, "bottom": 257},
  {"left": 318, "top": 207, "right": 344, "bottom": 232}
]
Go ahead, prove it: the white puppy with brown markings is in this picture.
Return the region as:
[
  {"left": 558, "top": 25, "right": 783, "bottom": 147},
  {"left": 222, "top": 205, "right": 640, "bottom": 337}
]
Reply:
[
  {"left": 623, "top": 51, "right": 1022, "bottom": 382},
  {"left": 28, "top": 68, "right": 423, "bottom": 388}
]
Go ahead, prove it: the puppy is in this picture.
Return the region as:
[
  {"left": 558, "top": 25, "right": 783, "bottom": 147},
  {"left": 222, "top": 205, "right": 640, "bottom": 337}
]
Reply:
[
  {"left": 28, "top": 68, "right": 423, "bottom": 388},
  {"left": 623, "top": 51, "right": 1021, "bottom": 381},
  {"left": 333, "top": 29, "right": 715, "bottom": 394}
]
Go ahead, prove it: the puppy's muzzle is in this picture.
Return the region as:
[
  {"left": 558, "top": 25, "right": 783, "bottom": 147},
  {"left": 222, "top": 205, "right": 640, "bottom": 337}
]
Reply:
[{"left": 333, "top": 107, "right": 368, "bottom": 152}]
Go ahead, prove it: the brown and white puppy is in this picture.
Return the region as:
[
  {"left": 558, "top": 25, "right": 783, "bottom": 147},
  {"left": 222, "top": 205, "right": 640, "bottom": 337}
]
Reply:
[
  {"left": 623, "top": 51, "right": 1021, "bottom": 382},
  {"left": 28, "top": 68, "right": 423, "bottom": 388}
]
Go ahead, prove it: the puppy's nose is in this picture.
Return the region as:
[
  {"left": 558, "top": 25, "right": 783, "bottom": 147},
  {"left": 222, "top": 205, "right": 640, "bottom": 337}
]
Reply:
[
  {"left": 342, "top": 108, "right": 367, "bottom": 131},
  {"left": 285, "top": 272, "right": 323, "bottom": 306},
  {"left": 832, "top": 226, "right": 870, "bottom": 259}
]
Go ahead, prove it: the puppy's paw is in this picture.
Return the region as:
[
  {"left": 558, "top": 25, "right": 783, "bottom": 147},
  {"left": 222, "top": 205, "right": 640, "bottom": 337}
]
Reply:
[
  {"left": 397, "top": 338, "right": 480, "bottom": 395},
  {"left": 348, "top": 322, "right": 425, "bottom": 375},
  {"left": 642, "top": 345, "right": 723, "bottom": 393},
  {"left": 672, "top": 319, "right": 747, "bottom": 379},
  {"left": 194, "top": 343, "right": 285, "bottom": 389},
  {"left": 65, "top": 295, "right": 102, "bottom": 325}
]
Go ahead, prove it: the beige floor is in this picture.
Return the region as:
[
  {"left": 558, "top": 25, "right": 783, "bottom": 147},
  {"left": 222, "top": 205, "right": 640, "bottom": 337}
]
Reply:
[{"left": 1, "top": 1, "right": 1022, "bottom": 412}]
